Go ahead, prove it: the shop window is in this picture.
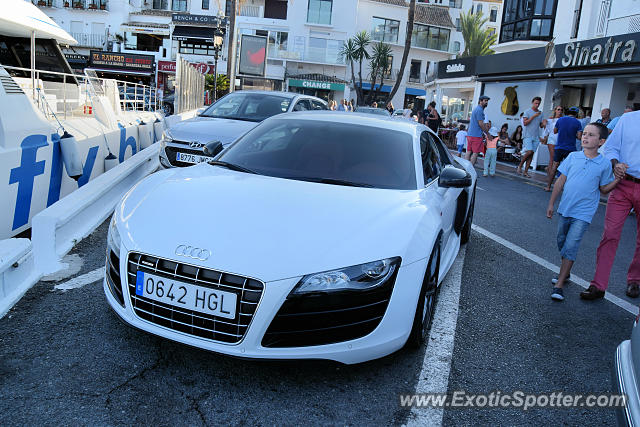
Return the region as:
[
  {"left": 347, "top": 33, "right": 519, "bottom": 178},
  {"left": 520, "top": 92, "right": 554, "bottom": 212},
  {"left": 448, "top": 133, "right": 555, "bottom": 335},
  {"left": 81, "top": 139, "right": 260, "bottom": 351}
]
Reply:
[
  {"left": 126, "top": 33, "right": 165, "bottom": 52},
  {"left": 179, "top": 41, "right": 218, "bottom": 56},
  {"left": 372, "top": 17, "right": 400, "bottom": 43},
  {"left": 307, "top": 0, "right": 332, "bottom": 25}
]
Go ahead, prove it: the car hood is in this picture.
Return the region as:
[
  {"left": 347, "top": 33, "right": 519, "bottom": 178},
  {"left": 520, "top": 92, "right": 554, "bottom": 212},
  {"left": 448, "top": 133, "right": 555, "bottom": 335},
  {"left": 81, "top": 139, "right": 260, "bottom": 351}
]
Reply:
[
  {"left": 118, "top": 165, "right": 429, "bottom": 282},
  {"left": 167, "top": 116, "right": 259, "bottom": 145}
]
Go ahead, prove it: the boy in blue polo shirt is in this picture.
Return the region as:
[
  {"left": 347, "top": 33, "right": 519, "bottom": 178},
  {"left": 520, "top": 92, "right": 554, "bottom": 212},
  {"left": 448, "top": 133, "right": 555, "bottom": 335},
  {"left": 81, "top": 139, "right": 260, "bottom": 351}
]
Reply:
[{"left": 545, "top": 122, "right": 620, "bottom": 301}]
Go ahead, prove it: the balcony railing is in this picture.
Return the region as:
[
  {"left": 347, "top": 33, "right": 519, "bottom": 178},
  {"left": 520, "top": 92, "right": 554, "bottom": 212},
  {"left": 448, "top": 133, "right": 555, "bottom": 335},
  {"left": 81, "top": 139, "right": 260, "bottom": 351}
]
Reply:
[
  {"left": 239, "top": 5, "right": 263, "bottom": 18},
  {"left": 596, "top": 0, "right": 612, "bottom": 36},
  {"left": 70, "top": 32, "right": 107, "bottom": 48},
  {"left": 54, "top": 0, "right": 108, "bottom": 9}
]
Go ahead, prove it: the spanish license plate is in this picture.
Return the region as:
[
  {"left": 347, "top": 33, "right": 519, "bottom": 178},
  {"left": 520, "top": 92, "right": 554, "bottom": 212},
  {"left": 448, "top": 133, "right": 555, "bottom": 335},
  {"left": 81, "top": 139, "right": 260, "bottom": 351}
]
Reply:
[
  {"left": 176, "top": 152, "right": 211, "bottom": 164},
  {"left": 135, "top": 271, "right": 237, "bottom": 319}
]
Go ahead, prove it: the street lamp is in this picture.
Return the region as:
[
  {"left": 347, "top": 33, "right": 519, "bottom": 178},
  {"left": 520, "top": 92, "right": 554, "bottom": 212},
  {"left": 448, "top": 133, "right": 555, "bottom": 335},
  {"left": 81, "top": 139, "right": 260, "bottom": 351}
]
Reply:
[{"left": 212, "top": 28, "right": 224, "bottom": 101}]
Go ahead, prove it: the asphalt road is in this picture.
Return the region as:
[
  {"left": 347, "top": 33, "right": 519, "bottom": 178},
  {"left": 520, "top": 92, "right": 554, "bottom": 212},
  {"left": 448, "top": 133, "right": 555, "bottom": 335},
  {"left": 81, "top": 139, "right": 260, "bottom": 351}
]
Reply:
[{"left": 0, "top": 170, "right": 636, "bottom": 426}]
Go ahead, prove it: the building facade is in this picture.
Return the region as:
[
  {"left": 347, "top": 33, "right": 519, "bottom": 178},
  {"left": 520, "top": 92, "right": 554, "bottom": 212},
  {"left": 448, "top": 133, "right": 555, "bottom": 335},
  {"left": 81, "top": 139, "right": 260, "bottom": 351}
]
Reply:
[{"left": 33, "top": 0, "right": 495, "bottom": 105}]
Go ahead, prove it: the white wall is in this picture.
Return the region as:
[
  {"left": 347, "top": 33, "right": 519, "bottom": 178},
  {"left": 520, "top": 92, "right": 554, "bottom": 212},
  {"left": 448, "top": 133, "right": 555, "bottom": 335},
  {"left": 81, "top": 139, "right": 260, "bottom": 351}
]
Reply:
[{"left": 481, "top": 80, "right": 549, "bottom": 134}]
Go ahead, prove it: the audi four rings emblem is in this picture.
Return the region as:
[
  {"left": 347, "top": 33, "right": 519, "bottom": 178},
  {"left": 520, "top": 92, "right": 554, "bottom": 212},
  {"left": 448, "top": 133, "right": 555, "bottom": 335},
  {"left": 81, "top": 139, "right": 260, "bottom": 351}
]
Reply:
[
  {"left": 175, "top": 245, "right": 211, "bottom": 261},
  {"left": 189, "top": 142, "right": 203, "bottom": 149}
]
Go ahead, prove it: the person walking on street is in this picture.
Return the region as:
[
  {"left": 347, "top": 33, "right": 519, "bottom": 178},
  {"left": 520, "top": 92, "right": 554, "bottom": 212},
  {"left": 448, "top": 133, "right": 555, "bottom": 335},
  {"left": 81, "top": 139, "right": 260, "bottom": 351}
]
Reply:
[
  {"left": 544, "top": 107, "right": 582, "bottom": 191},
  {"left": 581, "top": 110, "right": 640, "bottom": 299},
  {"left": 337, "top": 99, "right": 347, "bottom": 111},
  {"left": 465, "top": 95, "right": 490, "bottom": 166},
  {"left": 546, "top": 123, "right": 619, "bottom": 301},
  {"left": 542, "top": 106, "right": 563, "bottom": 183},
  {"left": 517, "top": 96, "right": 545, "bottom": 177},
  {"left": 455, "top": 124, "right": 467, "bottom": 157},
  {"left": 484, "top": 127, "right": 499, "bottom": 177},
  {"left": 426, "top": 101, "right": 441, "bottom": 134}
]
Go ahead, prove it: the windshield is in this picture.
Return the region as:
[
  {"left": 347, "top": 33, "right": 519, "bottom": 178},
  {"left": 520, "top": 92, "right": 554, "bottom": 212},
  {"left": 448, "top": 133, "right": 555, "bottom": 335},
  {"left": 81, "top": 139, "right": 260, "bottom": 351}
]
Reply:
[
  {"left": 200, "top": 92, "right": 292, "bottom": 122},
  {"left": 357, "top": 108, "right": 390, "bottom": 116},
  {"left": 217, "top": 119, "right": 416, "bottom": 190}
]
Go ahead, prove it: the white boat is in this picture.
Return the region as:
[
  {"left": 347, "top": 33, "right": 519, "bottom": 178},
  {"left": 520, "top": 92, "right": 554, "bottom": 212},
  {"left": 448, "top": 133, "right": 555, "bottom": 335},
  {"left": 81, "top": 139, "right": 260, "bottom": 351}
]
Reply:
[{"left": 0, "top": 1, "right": 198, "bottom": 239}]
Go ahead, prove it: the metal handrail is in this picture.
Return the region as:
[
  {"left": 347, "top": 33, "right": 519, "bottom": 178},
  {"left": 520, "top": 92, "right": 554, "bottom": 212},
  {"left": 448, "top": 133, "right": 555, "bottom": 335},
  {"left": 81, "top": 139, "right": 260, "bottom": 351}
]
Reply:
[{"left": 2, "top": 64, "right": 160, "bottom": 115}]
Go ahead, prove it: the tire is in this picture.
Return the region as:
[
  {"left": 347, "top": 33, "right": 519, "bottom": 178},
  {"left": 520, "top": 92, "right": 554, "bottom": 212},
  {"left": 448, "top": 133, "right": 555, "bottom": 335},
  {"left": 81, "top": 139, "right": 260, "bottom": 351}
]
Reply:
[
  {"left": 406, "top": 240, "right": 441, "bottom": 349},
  {"left": 461, "top": 188, "right": 475, "bottom": 244},
  {"left": 163, "top": 103, "right": 174, "bottom": 116}
]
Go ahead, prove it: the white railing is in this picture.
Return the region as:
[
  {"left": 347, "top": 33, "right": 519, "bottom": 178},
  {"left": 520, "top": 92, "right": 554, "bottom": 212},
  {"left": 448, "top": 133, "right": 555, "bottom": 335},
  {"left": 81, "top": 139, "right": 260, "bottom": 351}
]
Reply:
[
  {"left": 2, "top": 65, "right": 161, "bottom": 121},
  {"left": 239, "top": 5, "right": 263, "bottom": 17},
  {"left": 174, "top": 54, "right": 205, "bottom": 114},
  {"left": 70, "top": 32, "right": 107, "bottom": 48}
]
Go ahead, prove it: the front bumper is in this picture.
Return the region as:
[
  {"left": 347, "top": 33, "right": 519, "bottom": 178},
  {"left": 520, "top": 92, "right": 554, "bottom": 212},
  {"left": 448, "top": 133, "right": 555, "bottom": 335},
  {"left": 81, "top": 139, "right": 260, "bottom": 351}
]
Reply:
[
  {"left": 614, "top": 340, "right": 638, "bottom": 426},
  {"left": 103, "top": 252, "right": 427, "bottom": 364}
]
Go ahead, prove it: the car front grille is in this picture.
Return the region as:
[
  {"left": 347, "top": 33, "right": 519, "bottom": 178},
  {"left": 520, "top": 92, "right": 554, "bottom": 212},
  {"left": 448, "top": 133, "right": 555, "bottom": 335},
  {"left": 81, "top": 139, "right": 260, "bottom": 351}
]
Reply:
[
  {"left": 105, "top": 249, "right": 125, "bottom": 306},
  {"left": 164, "top": 142, "right": 211, "bottom": 167},
  {"left": 261, "top": 268, "right": 399, "bottom": 348},
  {"left": 126, "top": 252, "right": 264, "bottom": 344}
]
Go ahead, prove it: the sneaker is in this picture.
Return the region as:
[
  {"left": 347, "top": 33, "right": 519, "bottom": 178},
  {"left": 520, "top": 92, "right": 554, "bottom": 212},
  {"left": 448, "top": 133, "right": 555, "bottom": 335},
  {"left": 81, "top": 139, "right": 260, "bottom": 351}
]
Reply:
[
  {"left": 551, "top": 274, "right": 571, "bottom": 284},
  {"left": 483, "top": 174, "right": 488, "bottom": 177},
  {"left": 580, "top": 285, "right": 605, "bottom": 300},
  {"left": 551, "top": 287, "right": 564, "bottom": 301}
]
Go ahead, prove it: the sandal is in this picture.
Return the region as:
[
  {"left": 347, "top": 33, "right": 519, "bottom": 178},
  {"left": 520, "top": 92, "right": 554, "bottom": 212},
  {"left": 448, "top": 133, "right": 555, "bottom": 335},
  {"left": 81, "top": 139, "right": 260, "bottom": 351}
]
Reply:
[
  {"left": 523, "top": 173, "right": 531, "bottom": 178},
  {"left": 543, "top": 186, "right": 551, "bottom": 192}
]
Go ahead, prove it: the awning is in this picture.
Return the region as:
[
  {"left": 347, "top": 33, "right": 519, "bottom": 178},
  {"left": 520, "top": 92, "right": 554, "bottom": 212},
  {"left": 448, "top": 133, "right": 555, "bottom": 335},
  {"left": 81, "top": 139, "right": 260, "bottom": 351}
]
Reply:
[
  {"left": 405, "top": 87, "right": 426, "bottom": 96},
  {"left": 359, "top": 82, "right": 392, "bottom": 93},
  {"left": 122, "top": 22, "right": 170, "bottom": 35},
  {"left": 172, "top": 25, "right": 218, "bottom": 43}
]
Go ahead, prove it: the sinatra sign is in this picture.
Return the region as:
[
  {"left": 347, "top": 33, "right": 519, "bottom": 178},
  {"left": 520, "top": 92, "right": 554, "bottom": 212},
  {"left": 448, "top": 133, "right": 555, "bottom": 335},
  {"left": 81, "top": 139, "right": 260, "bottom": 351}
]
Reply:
[{"left": 558, "top": 35, "right": 638, "bottom": 68}]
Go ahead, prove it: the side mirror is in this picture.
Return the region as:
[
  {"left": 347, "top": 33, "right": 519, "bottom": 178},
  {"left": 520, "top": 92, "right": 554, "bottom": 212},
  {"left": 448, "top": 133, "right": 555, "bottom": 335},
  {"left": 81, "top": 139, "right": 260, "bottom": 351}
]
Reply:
[
  {"left": 438, "top": 166, "right": 472, "bottom": 188},
  {"left": 203, "top": 140, "right": 223, "bottom": 156}
]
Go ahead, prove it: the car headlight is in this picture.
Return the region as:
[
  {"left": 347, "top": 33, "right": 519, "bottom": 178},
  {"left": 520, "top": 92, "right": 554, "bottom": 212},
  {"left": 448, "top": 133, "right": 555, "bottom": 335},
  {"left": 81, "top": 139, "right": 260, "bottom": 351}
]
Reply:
[
  {"left": 107, "top": 213, "right": 121, "bottom": 254},
  {"left": 292, "top": 257, "right": 400, "bottom": 295}
]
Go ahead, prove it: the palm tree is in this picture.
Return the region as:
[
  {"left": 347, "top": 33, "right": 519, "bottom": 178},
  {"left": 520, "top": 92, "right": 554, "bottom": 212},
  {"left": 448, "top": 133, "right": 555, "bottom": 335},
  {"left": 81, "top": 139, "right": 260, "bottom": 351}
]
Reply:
[
  {"left": 459, "top": 10, "right": 497, "bottom": 57},
  {"left": 386, "top": 0, "right": 416, "bottom": 104},
  {"left": 205, "top": 73, "right": 230, "bottom": 101},
  {"left": 353, "top": 31, "right": 371, "bottom": 106},
  {"left": 339, "top": 39, "right": 360, "bottom": 106},
  {"left": 366, "top": 42, "right": 392, "bottom": 106}
]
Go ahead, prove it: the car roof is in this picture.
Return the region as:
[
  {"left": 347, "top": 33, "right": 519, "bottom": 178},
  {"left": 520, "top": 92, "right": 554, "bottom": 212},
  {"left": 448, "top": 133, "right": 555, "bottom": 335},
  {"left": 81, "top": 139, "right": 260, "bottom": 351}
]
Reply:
[{"left": 272, "top": 111, "right": 425, "bottom": 135}]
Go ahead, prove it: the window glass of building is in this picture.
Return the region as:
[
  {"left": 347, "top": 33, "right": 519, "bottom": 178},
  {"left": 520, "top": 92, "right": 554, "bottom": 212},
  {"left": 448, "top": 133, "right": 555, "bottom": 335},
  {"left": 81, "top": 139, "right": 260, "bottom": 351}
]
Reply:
[
  {"left": 409, "top": 60, "right": 421, "bottom": 82},
  {"left": 490, "top": 8, "right": 497, "bottom": 22},
  {"left": 172, "top": 0, "right": 187, "bottom": 12},
  {"left": 202, "top": 0, "right": 209, "bottom": 9},
  {"left": 307, "top": 0, "right": 332, "bottom": 25},
  {"left": 476, "top": 4, "right": 483, "bottom": 14},
  {"left": 372, "top": 17, "right": 400, "bottom": 43}
]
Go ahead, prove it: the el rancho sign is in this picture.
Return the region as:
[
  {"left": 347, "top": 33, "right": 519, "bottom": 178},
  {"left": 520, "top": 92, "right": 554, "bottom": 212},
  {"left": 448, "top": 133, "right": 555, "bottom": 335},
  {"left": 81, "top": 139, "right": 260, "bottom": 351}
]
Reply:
[{"left": 557, "top": 33, "right": 638, "bottom": 68}]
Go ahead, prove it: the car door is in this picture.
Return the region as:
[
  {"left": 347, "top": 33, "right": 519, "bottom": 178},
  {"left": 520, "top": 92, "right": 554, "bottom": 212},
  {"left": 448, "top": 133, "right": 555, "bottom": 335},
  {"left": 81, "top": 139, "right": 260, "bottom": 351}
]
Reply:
[{"left": 419, "top": 131, "right": 460, "bottom": 255}]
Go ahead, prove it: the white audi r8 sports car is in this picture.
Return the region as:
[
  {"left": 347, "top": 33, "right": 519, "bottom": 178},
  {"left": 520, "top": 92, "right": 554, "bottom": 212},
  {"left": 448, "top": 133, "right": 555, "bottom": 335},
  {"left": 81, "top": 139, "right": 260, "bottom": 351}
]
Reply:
[{"left": 104, "top": 112, "right": 476, "bottom": 364}]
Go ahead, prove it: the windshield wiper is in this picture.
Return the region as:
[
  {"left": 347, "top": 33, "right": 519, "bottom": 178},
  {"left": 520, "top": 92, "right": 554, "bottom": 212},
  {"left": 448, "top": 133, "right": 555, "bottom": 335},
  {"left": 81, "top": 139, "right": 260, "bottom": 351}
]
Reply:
[
  {"left": 291, "top": 177, "right": 374, "bottom": 188},
  {"left": 208, "top": 160, "right": 257, "bottom": 174}
]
